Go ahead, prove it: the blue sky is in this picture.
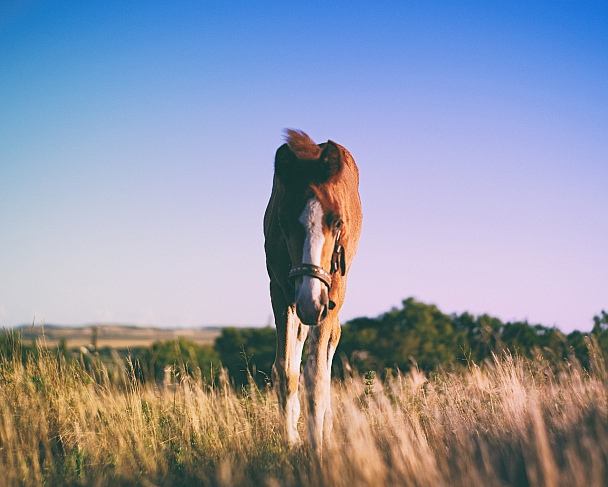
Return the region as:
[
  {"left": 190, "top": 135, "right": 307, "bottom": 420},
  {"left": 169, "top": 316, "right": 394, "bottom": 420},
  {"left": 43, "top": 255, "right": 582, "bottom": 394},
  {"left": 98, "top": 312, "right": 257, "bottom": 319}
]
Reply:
[{"left": 1, "top": 1, "right": 606, "bottom": 332}]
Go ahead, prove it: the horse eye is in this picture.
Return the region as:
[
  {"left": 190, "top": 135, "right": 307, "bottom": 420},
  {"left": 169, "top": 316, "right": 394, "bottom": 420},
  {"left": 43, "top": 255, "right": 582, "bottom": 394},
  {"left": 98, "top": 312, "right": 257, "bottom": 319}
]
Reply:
[{"left": 335, "top": 220, "right": 343, "bottom": 230}]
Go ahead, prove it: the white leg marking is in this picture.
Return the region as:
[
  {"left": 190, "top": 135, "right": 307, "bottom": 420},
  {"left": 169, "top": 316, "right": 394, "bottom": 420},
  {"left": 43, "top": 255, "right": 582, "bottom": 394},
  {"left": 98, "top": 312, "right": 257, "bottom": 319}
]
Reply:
[
  {"left": 275, "top": 308, "right": 308, "bottom": 445},
  {"left": 286, "top": 334, "right": 305, "bottom": 442}
]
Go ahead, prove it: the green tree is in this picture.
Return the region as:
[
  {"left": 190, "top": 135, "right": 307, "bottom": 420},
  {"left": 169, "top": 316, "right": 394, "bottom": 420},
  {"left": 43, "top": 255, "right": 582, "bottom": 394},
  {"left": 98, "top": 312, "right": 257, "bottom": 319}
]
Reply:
[
  {"left": 214, "top": 327, "right": 276, "bottom": 388},
  {"left": 339, "top": 298, "right": 461, "bottom": 374},
  {"left": 137, "top": 338, "right": 220, "bottom": 383}
]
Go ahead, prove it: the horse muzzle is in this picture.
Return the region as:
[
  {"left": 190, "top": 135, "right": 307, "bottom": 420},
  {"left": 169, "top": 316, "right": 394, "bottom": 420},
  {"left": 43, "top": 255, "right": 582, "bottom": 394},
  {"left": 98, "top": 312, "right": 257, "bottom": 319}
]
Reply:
[
  {"left": 294, "top": 277, "right": 329, "bottom": 325},
  {"left": 288, "top": 264, "right": 330, "bottom": 325}
]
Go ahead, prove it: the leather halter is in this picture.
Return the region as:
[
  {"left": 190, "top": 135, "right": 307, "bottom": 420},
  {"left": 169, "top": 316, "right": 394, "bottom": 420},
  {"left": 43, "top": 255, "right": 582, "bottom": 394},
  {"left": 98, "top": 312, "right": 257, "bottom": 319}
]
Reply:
[{"left": 288, "top": 229, "right": 344, "bottom": 290}]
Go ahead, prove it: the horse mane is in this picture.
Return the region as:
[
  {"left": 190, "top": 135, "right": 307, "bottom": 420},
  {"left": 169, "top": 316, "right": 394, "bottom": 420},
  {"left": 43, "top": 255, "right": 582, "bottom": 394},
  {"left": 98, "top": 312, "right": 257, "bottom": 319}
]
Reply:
[{"left": 284, "top": 129, "right": 322, "bottom": 160}]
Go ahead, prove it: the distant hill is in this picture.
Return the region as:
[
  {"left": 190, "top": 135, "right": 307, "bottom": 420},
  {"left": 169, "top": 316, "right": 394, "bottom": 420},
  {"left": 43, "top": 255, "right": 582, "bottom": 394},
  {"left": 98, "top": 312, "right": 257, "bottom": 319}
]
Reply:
[{"left": 7, "top": 324, "right": 223, "bottom": 350}]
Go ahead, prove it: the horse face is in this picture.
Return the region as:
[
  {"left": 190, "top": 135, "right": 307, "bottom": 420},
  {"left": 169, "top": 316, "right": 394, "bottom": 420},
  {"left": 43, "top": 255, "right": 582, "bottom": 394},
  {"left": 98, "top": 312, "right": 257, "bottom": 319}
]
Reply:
[{"left": 280, "top": 194, "right": 341, "bottom": 325}]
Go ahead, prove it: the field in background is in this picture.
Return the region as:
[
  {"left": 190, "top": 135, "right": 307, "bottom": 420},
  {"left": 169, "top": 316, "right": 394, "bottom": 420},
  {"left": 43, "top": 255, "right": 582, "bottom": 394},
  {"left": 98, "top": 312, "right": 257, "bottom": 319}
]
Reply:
[
  {"left": 13, "top": 324, "right": 222, "bottom": 350},
  {"left": 1, "top": 340, "right": 607, "bottom": 486}
]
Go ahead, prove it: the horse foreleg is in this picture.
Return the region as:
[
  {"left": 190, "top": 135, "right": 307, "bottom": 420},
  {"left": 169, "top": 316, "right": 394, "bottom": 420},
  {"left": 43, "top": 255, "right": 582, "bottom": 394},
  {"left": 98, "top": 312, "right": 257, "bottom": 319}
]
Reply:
[
  {"left": 304, "top": 319, "right": 341, "bottom": 451},
  {"left": 273, "top": 303, "right": 308, "bottom": 445}
]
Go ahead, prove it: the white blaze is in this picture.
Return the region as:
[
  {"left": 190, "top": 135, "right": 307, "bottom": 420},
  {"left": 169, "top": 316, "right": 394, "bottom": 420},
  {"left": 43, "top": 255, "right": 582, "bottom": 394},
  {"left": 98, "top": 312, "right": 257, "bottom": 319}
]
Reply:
[
  {"left": 298, "top": 197, "right": 325, "bottom": 306},
  {"left": 299, "top": 198, "right": 324, "bottom": 266}
]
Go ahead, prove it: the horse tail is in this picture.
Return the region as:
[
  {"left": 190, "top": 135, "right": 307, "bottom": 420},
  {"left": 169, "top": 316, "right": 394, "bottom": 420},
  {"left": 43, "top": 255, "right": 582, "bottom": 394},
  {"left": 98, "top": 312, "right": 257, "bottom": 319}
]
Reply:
[{"left": 284, "top": 129, "right": 322, "bottom": 160}]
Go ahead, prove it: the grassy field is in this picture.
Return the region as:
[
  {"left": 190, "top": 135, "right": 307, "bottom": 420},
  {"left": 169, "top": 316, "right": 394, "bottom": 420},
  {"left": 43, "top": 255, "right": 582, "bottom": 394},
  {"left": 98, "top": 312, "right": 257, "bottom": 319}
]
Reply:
[{"left": 1, "top": 341, "right": 607, "bottom": 486}]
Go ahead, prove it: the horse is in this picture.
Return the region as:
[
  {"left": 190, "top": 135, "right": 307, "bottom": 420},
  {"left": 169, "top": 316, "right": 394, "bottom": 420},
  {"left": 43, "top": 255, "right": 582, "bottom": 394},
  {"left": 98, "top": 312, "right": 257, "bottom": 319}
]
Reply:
[{"left": 264, "top": 129, "right": 362, "bottom": 449}]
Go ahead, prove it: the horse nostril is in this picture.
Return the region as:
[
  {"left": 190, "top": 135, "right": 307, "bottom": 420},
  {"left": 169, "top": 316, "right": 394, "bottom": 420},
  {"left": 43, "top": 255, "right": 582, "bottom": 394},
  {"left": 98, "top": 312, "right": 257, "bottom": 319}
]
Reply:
[
  {"left": 321, "top": 305, "right": 328, "bottom": 321},
  {"left": 320, "top": 287, "right": 329, "bottom": 305}
]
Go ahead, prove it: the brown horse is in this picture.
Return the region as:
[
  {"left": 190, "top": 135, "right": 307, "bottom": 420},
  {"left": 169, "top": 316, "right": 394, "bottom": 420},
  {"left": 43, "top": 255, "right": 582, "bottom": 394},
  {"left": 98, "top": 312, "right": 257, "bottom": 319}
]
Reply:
[{"left": 264, "top": 129, "right": 362, "bottom": 449}]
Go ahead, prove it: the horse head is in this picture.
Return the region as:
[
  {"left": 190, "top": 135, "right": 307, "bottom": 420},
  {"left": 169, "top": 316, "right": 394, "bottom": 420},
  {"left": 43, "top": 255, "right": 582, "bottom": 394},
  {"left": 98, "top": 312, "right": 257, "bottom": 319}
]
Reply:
[{"left": 273, "top": 130, "right": 348, "bottom": 325}]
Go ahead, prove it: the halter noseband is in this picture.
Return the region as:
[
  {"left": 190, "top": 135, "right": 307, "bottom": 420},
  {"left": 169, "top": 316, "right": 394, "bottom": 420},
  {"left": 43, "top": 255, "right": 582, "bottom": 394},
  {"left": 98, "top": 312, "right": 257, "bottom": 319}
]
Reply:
[{"left": 288, "top": 229, "right": 344, "bottom": 290}]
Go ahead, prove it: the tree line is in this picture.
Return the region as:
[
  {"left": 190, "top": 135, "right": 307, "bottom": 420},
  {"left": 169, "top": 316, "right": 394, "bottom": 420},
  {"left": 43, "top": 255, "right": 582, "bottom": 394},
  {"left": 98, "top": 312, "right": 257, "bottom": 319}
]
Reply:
[{"left": 2, "top": 297, "right": 607, "bottom": 389}]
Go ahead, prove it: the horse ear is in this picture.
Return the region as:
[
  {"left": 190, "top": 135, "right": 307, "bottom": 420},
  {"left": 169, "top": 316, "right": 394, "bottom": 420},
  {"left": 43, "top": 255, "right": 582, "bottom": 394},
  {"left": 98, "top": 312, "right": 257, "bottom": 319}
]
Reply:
[
  {"left": 274, "top": 143, "right": 296, "bottom": 180},
  {"left": 320, "top": 140, "right": 342, "bottom": 177},
  {"left": 275, "top": 138, "right": 341, "bottom": 183}
]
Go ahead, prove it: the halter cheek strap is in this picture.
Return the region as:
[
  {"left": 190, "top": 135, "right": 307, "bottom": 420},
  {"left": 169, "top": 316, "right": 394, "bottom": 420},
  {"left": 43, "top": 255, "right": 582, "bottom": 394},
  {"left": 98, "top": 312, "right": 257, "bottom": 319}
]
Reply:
[{"left": 330, "top": 229, "right": 345, "bottom": 276}]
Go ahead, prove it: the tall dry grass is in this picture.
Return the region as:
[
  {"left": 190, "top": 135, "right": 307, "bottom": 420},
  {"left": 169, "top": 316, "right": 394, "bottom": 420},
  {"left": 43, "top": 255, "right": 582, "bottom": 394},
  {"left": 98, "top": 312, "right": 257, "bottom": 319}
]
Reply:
[{"left": 1, "top": 340, "right": 607, "bottom": 486}]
